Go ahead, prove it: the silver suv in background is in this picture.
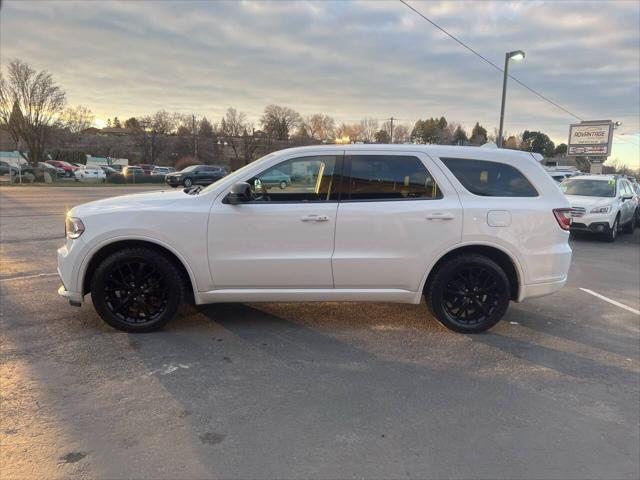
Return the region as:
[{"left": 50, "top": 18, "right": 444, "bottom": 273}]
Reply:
[{"left": 561, "top": 175, "right": 637, "bottom": 241}]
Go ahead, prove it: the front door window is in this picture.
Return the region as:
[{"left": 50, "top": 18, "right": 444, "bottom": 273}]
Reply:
[{"left": 249, "top": 155, "right": 341, "bottom": 202}]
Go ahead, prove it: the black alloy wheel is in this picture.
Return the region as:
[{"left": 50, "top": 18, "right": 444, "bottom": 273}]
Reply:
[
  {"left": 183, "top": 177, "right": 193, "bottom": 188},
  {"left": 91, "top": 248, "right": 184, "bottom": 332},
  {"left": 426, "top": 254, "right": 510, "bottom": 333}
]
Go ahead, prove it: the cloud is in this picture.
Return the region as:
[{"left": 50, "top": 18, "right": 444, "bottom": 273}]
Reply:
[{"left": 1, "top": 0, "right": 638, "bottom": 164}]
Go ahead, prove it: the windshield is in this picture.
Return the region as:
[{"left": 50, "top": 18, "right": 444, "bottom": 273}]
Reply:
[
  {"left": 560, "top": 179, "right": 616, "bottom": 197},
  {"left": 181, "top": 165, "right": 198, "bottom": 172},
  {"left": 199, "top": 153, "right": 277, "bottom": 194}
]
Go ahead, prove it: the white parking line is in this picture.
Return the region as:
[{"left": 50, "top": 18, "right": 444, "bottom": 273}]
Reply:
[
  {"left": 0, "top": 272, "right": 58, "bottom": 283},
  {"left": 579, "top": 288, "right": 640, "bottom": 316}
]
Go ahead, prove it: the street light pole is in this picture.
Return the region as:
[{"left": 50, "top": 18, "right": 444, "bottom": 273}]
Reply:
[{"left": 497, "top": 50, "right": 525, "bottom": 148}]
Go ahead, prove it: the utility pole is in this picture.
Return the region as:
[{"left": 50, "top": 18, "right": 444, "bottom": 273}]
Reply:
[
  {"left": 192, "top": 114, "right": 198, "bottom": 160},
  {"left": 389, "top": 117, "right": 394, "bottom": 143}
]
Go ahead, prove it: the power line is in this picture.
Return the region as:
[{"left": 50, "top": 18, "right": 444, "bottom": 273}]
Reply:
[{"left": 398, "top": 0, "right": 584, "bottom": 122}]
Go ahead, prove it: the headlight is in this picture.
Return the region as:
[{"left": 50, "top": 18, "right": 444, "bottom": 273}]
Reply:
[
  {"left": 65, "top": 216, "right": 85, "bottom": 239},
  {"left": 590, "top": 205, "right": 611, "bottom": 214}
]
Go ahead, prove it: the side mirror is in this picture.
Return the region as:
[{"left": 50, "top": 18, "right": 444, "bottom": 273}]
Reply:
[
  {"left": 622, "top": 194, "right": 633, "bottom": 201},
  {"left": 226, "top": 182, "right": 253, "bottom": 204}
]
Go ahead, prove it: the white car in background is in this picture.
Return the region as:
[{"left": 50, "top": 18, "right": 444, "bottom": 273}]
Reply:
[
  {"left": 152, "top": 166, "right": 176, "bottom": 176},
  {"left": 74, "top": 165, "right": 107, "bottom": 183},
  {"left": 560, "top": 175, "right": 636, "bottom": 241},
  {"left": 58, "top": 145, "right": 572, "bottom": 334}
]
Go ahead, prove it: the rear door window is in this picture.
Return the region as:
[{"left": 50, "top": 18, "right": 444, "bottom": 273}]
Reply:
[
  {"left": 345, "top": 155, "right": 441, "bottom": 200},
  {"left": 440, "top": 158, "right": 538, "bottom": 197}
]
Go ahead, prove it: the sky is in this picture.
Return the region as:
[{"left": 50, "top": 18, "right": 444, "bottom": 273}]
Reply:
[{"left": 1, "top": 0, "right": 639, "bottom": 167}]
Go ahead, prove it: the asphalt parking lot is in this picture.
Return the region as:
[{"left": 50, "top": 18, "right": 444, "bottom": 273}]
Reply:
[{"left": 1, "top": 185, "right": 639, "bottom": 479}]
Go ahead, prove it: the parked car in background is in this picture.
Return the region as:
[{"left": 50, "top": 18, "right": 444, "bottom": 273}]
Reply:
[
  {"left": 560, "top": 175, "right": 636, "bottom": 241},
  {"left": 165, "top": 164, "right": 227, "bottom": 188},
  {"left": 46, "top": 160, "right": 77, "bottom": 177},
  {"left": 122, "top": 166, "right": 146, "bottom": 179},
  {"left": 152, "top": 166, "right": 176, "bottom": 176},
  {"left": 630, "top": 181, "right": 640, "bottom": 227},
  {"left": 38, "top": 162, "right": 65, "bottom": 178},
  {"left": 109, "top": 164, "right": 125, "bottom": 173},
  {"left": 135, "top": 164, "right": 155, "bottom": 175},
  {"left": 58, "top": 145, "right": 572, "bottom": 334},
  {"left": 74, "top": 165, "right": 107, "bottom": 183},
  {"left": 99, "top": 165, "right": 123, "bottom": 181},
  {"left": 0, "top": 160, "right": 18, "bottom": 176},
  {"left": 255, "top": 168, "right": 291, "bottom": 189},
  {"left": 548, "top": 171, "right": 572, "bottom": 183}
]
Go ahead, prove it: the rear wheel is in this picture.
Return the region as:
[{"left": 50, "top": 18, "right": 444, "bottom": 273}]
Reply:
[
  {"left": 90, "top": 248, "right": 184, "bottom": 332},
  {"left": 425, "top": 254, "right": 510, "bottom": 333},
  {"left": 279, "top": 181, "right": 288, "bottom": 189}
]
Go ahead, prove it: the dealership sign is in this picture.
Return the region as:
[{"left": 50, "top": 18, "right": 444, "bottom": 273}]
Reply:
[{"left": 567, "top": 121, "right": 613, "bottom": 157}]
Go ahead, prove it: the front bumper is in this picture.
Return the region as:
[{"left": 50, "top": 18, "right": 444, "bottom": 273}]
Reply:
[
  {"left": 569, "top": 211, "right": 613, "bottom": 234},
  {"left": 58, "top": 284, "right": 83, "bottom": 306},
  {"left": 165, "top": 176, "right": 183, "bottom": 186},
  {"left": 570, "top": 221, "right": 611, "bottom": 234},
  {"left": 57, "top": 240, "right": 86, "bottom": 305}
]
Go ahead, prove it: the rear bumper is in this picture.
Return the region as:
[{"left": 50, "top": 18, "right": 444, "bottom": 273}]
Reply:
[{"left": 517, "top": 277, "right": 567, "bottom": 302}]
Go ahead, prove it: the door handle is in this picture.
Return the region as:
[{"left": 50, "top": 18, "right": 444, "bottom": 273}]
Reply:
[
  {"left": 300, "top": 215, "right": 329, "bottom": 222},
  {"left": 426, "top": 213, "right": 454, "bottom": 220}
]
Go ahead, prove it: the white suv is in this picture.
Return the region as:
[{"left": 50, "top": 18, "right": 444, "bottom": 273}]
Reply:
[
  {"left": 58, "top": 145, "right": 572, "bottom": 334},
  {"left": 560, "top": 175, "right": 637, "bottom": 242}
]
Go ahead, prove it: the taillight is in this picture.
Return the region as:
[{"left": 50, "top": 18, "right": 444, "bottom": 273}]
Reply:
[{"left": 553, "top": 208, "right": 572, "bottom": 231}]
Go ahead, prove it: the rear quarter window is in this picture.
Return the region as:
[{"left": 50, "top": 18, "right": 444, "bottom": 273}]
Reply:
[{"left": 440, "top": 158, "right": 538, "bottom": 197}]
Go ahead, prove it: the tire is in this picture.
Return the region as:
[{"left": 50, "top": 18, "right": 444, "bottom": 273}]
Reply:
[
  {"left": 90, "top": 248, "right": 185, "bottom": 332},
  {"left": 183, "top": 177, "right": 193, "bottom": 188},
  {"left": 604, "top": 216, "right": 619, "bottom": 242},
  {"left": 425, "top": 254, "right": 510, "bottom": 333},
  {"left": 622, "top": 215, "right": 635, "bottom": 234},
  {"left": 279, "top": 181, "right": 288, "bottom": 189}
]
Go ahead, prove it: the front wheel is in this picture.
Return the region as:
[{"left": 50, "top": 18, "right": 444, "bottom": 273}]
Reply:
[
  {"left": 90, "top": 248, "right": 184, "bottom": 332},
  {"left": 183, "top": 177, "right": 193, "bottom": 188},
  {"left": 279, "top": 181, "right": 288, "bottom": 189},
  {"left": 604, "top": 217, "right": 618, "bottom": 242},
  {"left": 425, "top": 254, "right": 510, "bottom": 333}
]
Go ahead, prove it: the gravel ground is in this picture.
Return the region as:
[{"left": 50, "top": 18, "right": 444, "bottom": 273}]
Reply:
[{"left": 1, "top": 185, "right": 638, "bottom": 479}]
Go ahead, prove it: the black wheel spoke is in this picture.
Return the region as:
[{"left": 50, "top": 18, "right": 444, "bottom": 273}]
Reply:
[
  {"left": 103, "top": 260, "right": 169, "bottom": 325},
  {"left": 440, "top": 264, "right": 503, "bottom": 326}
]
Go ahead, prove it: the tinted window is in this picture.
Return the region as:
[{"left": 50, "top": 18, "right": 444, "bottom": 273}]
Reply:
[
  {"left": 441, "top": 158, "right": 538, "bottom": 197},
  {"left": 249, "top": 155, "right": 340, "bottom": 202},
  {"left": 346, "top": 155, "right": 441, "bottom": 200}
]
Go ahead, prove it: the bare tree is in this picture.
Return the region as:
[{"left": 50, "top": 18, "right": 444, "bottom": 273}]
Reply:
[
  {"left": 221, "top": 107, "right": 248, "bottom": 163},
  {"left": 392, "top": 124, "right": 410, "bottom": 143},
  {"left": 336, "top": 122, "right": 364, "bottom": 143},
  {"left": 360, "top": 117, "right": 379, "bottom": 143},
  {"left": 0, "top": 59, "right": 66, "bottom": 163},
  {"left": 302, "top": 113, "right": 335, "bottom": 141},
  {"left": 61, "top": 105, "right": 94, "bottom": 133},
  {"left": 260, "top": 104, "right": 301, "bottom": 140},
  {"left": 135, "top": 110, "right": 178, "bottom": 163}
]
